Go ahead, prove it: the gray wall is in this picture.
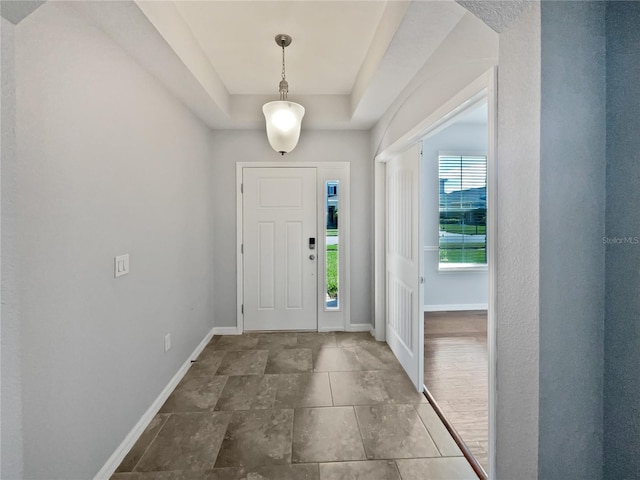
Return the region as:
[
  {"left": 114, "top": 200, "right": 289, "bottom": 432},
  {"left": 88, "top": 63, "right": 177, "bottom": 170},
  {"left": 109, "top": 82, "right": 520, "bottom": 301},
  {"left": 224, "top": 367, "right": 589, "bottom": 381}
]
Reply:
[
  {"left": 539, "top": 2, "right": 606, "bottom": 478},
  {"left": 422, "top": 122, "right": 488, "bottom": 309},
  {"left": 1, "top": 16, "right": 24, "bottom": 480},
  {"left": 498, "top": 2, "right": 610, "bottom": 478},
  {"left": 604, "top": 3, "right": 640, "bottom": 479},
  {"left": 496, "top": 3, "right": 541, "bottom": 478},
  {"left": 12, "top": 3, "right": 215, "bottom": 478},
  {"left": 210, "top": 129, "right": 373, "bottom": 328},
  {"left": 497, "top": 2, "right": 610, "bottom": 477}
]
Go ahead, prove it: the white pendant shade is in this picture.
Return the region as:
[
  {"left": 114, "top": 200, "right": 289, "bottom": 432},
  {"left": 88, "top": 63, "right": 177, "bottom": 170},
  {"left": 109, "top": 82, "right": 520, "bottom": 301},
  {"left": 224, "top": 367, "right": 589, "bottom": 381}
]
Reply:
[{"left": 263, "top": 100, "right": 305, "bottom": 154}]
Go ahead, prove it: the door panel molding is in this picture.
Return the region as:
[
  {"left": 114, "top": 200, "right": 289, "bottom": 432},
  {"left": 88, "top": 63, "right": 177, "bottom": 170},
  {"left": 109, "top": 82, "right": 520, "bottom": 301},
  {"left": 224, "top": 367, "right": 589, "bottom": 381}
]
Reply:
[{"left": 258, "top": 222, "right": 275, "bottom": 310}]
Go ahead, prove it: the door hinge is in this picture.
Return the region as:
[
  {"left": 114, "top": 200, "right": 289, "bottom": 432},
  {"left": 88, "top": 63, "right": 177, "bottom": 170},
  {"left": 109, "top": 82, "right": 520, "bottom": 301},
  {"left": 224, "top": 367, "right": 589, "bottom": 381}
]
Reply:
[
  {"left": 241, "top": 244, "right": 243, "bottom": 254},
  {"left": 420, "top": 276, "right": 425, "bottom": 284},
  {"left": 241, "top": 304, "right": 244, "bottom": 314},
  {"left": 241, "top": 183, "right": 243, "bottom": 194}
]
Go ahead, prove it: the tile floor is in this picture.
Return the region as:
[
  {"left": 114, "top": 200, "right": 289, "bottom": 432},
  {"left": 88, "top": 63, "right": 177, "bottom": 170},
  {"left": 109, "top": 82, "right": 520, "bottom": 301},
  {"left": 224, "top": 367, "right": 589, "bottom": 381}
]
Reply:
[{"left": 112, "top": 332, "right": 478, "bottom": 480}]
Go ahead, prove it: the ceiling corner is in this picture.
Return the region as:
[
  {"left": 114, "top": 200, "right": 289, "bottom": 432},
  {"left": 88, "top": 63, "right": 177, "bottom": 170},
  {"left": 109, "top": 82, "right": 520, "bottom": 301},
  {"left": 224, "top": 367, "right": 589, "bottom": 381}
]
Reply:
[
  {"left": 1, "top": 0, "right": 46, "bottom": 25},
  {"left": 455, "top": 0, "right": 531, "bottom": 33},
  {"left": 350, "top": 0, "right": 467, "bottom": 126},
  {"left": 349, "top": 0, "right": 410, "bottom": 117},
  {"left": 134, "top": 0, "right": 230, "bottom": 116}
]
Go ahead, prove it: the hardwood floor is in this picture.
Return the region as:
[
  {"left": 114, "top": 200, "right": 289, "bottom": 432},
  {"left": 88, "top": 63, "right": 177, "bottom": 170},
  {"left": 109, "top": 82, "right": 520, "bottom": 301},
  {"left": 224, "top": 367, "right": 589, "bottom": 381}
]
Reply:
[{"left": 424, "top": 311, "right": 488, "bottom": 472}]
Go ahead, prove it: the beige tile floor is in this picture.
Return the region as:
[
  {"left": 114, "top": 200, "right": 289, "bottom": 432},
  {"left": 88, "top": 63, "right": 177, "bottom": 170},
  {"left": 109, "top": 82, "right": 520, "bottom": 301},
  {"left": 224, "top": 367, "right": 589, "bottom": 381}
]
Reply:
[{"left": 112, "top": 332, "right": 478, "bottom": 480}]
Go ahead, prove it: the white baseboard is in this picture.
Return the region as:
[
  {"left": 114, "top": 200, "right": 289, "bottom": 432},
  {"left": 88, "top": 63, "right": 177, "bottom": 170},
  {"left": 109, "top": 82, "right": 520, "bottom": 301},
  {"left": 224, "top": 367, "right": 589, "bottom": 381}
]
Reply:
[
  {"left": 347, "top": 323, "right": 374, "bottom": 332},
  {"left": 212, "top": 326, "right": 241, "bottom": 335},
  {"left": 318, "top": 324, "right": 373, "bottom": 334},
  {"left": 318, "top": 326, "right": 345, "bottom": 332},
  {"left": 94, "top": 325, "right": 216, "bottom": 480},
  {"left": 424, "top": 303, "right": 488, "bottom": 312}
]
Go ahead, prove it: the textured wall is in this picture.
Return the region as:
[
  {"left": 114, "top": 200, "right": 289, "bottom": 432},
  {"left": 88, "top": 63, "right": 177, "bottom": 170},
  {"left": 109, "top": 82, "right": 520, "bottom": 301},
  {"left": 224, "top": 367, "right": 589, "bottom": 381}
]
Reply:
[
  {"left": 604, "top": 3, "right": 640, "bottom": 479},
  {"left": 539, "top": 2, "right": 606, "bottom": 478},
  {"left": 210, "top": 129, "right": 373, "bottom": 328},
  {"left": 14, "top": 3, "right": 215, "bottom": 478},
  {"left": 456, "top": 0, "right": 529, "bottom": 33},
  {"left": 1, "top": 16, "right": 24, "bottom": 480},
  {"left": 496, "top": 3, "right": 541, "bottom": 478}
]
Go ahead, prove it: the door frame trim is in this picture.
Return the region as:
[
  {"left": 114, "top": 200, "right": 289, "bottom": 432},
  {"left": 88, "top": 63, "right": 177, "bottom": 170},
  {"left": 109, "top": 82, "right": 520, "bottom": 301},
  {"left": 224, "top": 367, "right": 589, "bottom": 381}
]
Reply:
[
  {"left": 373, "top": 68, "right": 498, "bottom": 478},
  {"left": 236, "top": 162, "right": 351, "bottom": 334}
]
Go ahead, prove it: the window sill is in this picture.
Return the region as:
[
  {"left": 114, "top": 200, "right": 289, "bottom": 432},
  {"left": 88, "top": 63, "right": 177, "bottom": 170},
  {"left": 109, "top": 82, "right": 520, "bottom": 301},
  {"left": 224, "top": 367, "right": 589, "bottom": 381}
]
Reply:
[{"left": 438, "top": 263, "right": 488, "bottom": 273}]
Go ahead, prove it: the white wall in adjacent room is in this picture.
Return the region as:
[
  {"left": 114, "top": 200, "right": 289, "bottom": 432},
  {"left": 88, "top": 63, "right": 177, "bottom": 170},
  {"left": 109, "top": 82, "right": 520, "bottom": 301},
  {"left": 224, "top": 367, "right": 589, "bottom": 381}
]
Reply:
[{"left": 422, "top": 121, "right": 488, "bottom": 310}]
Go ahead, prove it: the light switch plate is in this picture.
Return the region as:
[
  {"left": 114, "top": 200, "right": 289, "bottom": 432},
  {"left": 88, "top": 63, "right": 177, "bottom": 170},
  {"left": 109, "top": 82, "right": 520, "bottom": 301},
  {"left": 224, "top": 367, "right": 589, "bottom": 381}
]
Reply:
[{"left": 115, "top": 254, "right": 130, "bottom": 278}]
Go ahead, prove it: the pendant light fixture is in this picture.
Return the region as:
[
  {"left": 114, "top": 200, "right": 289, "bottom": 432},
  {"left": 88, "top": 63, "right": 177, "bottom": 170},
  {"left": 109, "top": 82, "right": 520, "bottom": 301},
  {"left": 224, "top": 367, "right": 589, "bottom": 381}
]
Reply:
[{"left": 263, "top": 34, "right": 305, "bottom": 155}]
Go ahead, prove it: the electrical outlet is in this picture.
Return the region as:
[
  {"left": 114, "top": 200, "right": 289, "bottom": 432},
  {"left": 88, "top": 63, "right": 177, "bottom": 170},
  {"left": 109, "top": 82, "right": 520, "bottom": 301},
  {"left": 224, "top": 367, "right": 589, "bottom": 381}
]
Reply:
[{"left": 164, "top": 333, "right": 171, "bottom": 353}]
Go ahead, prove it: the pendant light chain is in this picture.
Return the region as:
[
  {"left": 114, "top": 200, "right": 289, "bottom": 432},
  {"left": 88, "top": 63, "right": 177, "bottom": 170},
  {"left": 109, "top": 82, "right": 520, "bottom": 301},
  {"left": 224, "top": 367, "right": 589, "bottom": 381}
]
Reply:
[
  {"left": 281, "top": 43, "right": 286, "bottom": 82},
  {"left": 278, "top": 40, "right": 289, "bottom": 101}
]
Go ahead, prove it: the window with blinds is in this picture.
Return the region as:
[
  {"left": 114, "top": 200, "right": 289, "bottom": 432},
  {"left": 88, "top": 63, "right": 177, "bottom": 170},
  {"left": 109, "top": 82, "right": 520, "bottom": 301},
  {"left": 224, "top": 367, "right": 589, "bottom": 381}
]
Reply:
[{"left": 438, "top": 154, "right": 487, "bottom": 267}]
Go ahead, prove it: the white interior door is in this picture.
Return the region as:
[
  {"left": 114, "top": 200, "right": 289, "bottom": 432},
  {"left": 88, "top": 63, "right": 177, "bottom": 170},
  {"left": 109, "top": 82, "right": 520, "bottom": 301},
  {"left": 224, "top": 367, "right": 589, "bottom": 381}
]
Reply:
[
  {"left": 243, "top": 167, "right": 317, "bottom": 331},
  {"left": 386, "top": 144, "right": 424, "bottom": 391}
]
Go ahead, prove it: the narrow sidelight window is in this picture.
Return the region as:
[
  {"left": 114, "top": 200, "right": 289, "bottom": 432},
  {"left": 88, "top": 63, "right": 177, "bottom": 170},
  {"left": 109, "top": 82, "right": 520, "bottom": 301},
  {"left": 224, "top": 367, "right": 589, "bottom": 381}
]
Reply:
[{"left": 325, "top": 181, "right": 339, "bottom": 309}]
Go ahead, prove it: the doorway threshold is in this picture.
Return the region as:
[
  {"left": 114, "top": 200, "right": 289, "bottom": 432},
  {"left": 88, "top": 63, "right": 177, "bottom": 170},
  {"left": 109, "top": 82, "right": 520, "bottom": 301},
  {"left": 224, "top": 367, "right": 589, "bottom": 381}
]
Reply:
[{"left": 423, "top": 386, "right": 487, "bottom": 480}]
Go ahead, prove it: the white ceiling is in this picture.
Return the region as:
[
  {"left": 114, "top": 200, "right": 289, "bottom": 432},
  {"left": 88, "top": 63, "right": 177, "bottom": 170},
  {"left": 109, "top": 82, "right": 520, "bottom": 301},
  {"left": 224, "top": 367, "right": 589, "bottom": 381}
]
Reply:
[
  {"left": 136, "top": 0, "right": 472, "bottom": 128},
  {"left": 68, "top": 0, "right": 472, "bottom": 129},
  {"left": 174, "top": 1, "right": 389, "bottom": 95},
  {"left": 4, "top": 1, "right": 524, "bottom": 131}
]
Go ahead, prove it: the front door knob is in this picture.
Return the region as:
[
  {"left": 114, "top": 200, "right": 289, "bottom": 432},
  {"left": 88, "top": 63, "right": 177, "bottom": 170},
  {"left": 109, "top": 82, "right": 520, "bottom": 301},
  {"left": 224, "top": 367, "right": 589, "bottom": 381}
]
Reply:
[{"left": 309, "top": 254, "right": 316, "bottom": 260}]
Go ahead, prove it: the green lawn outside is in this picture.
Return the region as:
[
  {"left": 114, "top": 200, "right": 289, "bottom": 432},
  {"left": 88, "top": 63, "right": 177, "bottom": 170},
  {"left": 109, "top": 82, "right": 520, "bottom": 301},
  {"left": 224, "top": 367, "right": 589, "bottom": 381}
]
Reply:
[
  {"left": 440, "top": 224, "right": 486, "bottom": 235},
  {"left": 326, "top": 249, "right": 338, "bottom": 298},
  {"left": 440, "top": 247, "right": 486, "bottom": 264},
  {"left": 439, "top": 241, "right": 486, "bottom": 249},
  {"left": 326, "top": 229, "right": 338, "bottom": 237}
]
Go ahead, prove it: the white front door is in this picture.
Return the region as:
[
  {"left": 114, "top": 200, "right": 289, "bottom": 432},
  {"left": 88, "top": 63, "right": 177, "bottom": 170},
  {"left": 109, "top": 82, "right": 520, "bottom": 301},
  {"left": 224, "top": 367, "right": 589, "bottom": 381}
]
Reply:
[
  {"left": 243, "top": 167, "right": 317, "bottom": 331},
  {"left": 386, "top": 144, "right": 424, "bottom": 391}
]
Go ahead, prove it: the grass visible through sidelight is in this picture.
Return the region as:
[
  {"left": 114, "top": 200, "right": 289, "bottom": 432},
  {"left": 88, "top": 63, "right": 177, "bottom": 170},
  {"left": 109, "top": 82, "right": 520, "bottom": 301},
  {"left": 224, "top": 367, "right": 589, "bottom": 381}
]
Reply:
[{"left": 326, "top": 244, "right": 338, "bottom": 299}]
